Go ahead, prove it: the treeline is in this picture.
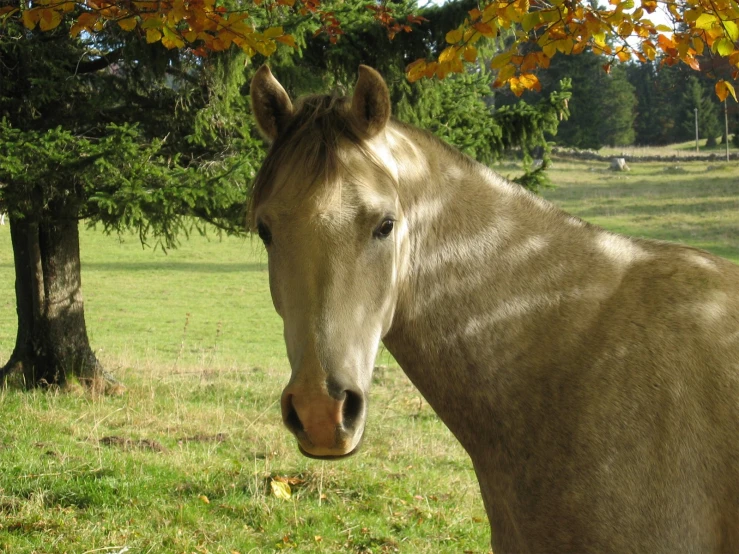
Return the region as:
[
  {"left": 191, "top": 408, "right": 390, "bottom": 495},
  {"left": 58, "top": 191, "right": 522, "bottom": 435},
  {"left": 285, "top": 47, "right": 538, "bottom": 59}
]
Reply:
[{"left": 530, "top": 52, "right": 732, "bottom": 149}]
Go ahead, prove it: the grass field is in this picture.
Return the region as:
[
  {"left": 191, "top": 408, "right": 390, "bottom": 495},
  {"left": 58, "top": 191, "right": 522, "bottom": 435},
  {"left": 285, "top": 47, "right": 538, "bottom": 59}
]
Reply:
[{"left": 1, "top": 157, "right": 738, "bottom": 553}]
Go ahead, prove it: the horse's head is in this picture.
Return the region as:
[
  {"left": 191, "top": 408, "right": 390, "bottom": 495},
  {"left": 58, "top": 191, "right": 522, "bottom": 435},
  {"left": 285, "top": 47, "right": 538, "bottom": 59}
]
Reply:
[{"left": 249, "top": 66, "right": 410, "bottom": 458}]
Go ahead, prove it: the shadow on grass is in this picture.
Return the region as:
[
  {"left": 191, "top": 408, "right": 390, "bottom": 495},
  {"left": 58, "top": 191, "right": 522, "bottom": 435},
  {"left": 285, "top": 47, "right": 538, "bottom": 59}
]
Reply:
[{"left": 81, "top": 262, "right": 267, "bottom": 273}]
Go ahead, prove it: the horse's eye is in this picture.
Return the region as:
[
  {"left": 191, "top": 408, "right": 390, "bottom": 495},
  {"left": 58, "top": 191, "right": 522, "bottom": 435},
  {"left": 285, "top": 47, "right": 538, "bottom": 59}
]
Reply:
[
  {"left": 256, "top": 222, "right": 272, "bottom": 246},
  {"left": 374, "top": 218, "right": 394, "bottom": 239}
]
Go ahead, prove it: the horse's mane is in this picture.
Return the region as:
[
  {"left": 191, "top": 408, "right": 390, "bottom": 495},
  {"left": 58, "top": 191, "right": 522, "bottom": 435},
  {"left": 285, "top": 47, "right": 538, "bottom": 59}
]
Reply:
[{"left": 248, "top": 93, "right": 369, "bottom": 229}]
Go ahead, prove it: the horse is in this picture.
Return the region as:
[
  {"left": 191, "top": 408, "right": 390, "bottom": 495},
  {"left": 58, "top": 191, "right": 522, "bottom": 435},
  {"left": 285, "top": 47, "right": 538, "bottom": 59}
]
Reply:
[{"left": 249, "top": 65, "right": 739, "bottom": 553}]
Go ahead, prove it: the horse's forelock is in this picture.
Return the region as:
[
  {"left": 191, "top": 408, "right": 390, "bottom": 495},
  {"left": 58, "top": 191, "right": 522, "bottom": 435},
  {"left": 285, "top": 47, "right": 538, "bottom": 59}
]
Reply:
[{"left": 248, "top": 93, "right": 369, "bottom": 228}]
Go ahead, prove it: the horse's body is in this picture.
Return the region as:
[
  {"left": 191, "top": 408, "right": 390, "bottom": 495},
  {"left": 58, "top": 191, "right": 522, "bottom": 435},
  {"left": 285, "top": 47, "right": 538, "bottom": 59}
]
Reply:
[{"left": 250, "top": 65, "right": 739, "bottom": 553}]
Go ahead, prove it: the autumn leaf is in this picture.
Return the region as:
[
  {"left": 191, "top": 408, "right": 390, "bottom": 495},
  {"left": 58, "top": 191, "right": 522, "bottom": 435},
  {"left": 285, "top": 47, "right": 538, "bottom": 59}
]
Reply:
[
  {"left": 276, "top": 35, "right": 298, "bottom": 48},
  {"left": 21, "top": 8, "right": 40, "bottom": 30},
  {"left": 445, "top": 27, "right": 463, "bottom": 44},
  {"left": 146, "top": 28, "right": 162, "bottom": 43},
  {"left": 199, "top": 495, "right": 210, "bottom": 504},
  {"left": 463, "top": 44, "right": 477, "bottom": 63},
  {"left": 118, "top": 17, "right": 138, "bottom": 31},
  {"left": 271, "top": 479, "right": 292, "bottom": 500},
  {"left": 716, "top": 80, "right": 737, "bottom": 102},
  {"left": 38, "top": 9, "right": 62, "bottom": 32},
  {"left": 713, "top": 37, "right": 734, "bottom": 56},
  {"left": 694, "top": 13, "right": 718, "bottom": 30}
]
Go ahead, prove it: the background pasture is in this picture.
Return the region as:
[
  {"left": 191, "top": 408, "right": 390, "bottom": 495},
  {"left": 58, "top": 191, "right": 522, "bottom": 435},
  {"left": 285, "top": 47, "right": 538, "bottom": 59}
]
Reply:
[{"left": 0, "top": 158, "right": 738, "bottom": 553}]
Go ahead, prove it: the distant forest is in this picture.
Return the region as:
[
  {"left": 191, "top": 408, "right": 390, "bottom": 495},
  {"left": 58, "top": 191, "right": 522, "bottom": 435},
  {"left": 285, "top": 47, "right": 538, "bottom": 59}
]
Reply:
[{"left": 527, "top": 53, "right": 734, "bottom": 150}]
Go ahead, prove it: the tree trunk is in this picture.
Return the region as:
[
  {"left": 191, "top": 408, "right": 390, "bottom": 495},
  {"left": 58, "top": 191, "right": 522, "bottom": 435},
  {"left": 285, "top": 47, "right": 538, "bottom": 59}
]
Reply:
[{"left": 1, "top": 210, "right": 101, "bottom": 388}]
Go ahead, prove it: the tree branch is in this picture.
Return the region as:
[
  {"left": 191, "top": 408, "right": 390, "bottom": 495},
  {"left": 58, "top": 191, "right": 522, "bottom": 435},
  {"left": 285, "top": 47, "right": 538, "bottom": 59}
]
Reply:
[{"left": 75, "top": 48, "right": 124, "bottom": 75}]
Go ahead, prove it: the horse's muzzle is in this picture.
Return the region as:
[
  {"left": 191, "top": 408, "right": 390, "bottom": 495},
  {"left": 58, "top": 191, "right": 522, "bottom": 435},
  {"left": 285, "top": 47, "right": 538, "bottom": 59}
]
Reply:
[{"left": 280, "top": 384, "right": 366, "bottom": 458}]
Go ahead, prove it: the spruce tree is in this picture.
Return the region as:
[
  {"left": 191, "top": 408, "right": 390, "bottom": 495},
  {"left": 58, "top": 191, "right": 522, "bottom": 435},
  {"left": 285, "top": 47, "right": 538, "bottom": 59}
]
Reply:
[
  {"left": 0, "top": 14, "right": 258, "bottom": 387},
  {"left": 679, "top": 76, "right": 721, "bottom": 147}
]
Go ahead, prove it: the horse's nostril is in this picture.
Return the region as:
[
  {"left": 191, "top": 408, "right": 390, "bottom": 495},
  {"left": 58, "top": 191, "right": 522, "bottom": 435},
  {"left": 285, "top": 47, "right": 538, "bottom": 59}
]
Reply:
[
  {"left": 342, "top": 390, "right": 364, "bottom": 430},
  {"left": 283, "top": 394, "right": 304, "bottom": 435}
]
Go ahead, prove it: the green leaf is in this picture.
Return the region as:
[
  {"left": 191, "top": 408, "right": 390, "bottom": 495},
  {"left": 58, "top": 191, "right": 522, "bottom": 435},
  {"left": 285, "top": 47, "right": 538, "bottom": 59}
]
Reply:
[
  {"left": 713, "top": 37, "right": 734, "bottom": 56},
  {"left": 724, "top": 20, "right": 739, "bottom": 41}
]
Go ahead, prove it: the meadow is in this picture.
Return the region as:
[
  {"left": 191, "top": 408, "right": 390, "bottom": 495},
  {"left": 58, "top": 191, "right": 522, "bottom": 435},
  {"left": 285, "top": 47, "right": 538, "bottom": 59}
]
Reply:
[{"left": 0, "top": 157, "right": 738, "bottom": 553}]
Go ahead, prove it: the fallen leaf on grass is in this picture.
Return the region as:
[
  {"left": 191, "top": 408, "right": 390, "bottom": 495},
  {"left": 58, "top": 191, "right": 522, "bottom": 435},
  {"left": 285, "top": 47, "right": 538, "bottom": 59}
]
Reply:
[
  {"left": 271, "top": 479, "right": 292, "bottom": 500},
  {"left": 199, "top": 495, "right": 210, "bottom": 504}
]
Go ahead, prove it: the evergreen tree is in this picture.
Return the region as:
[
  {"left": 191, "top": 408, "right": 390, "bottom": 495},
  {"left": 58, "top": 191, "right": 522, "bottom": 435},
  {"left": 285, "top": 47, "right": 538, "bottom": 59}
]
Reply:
[
  {"left": 0, "top": 13, "right": 258, "bottom": 387},
  {"left": 538, "top": 50, "right": 636, "bottom": 149},
  {"left": 679, "top": 76, "right": 721, "bottom": 146},
  {"left": 625, "top": 62, "right": 683, "bottom": 145}
]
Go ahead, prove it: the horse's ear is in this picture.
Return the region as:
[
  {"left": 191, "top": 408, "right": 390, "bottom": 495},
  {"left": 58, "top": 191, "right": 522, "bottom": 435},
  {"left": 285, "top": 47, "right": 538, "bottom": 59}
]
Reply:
[
  {"left": 350, "top": 65, "right": 391, "bottom": 137},
  {"left": 250, "top": 65, "right": 293, "bottom": 142}
]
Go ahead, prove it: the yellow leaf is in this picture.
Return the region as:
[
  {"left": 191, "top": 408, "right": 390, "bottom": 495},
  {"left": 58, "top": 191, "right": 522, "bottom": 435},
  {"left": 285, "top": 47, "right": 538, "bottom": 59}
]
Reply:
[
  {"left": 643, "top": 40, "right": 656, "bottom": 60},
  {"left": 618, "top": 21, "right": 633, "bottom": 37},
  {"left": 542, "top": 40, "right": 557, "bottom": 58},
  {"left": 199, "top": 495, "right": 210, "bottom": 504},
  {"left": 118, "top": 17, "right": 137, "bottom": 31},
  {"left": 493, "top": 63, "right": 516, "bottom": 86},
  {"left": 445, "top": 28, "right": 463, "bottom": 44},
  {"left": 22, "top": 8, "right": 39, "bottom": 29},
  {"left": 693, "top": 36, "right": 705, "bottom": 55},
  {"left": 490, "top": 50, "right": 513, "bottom": 69},
  {"left": 38, "top": 9, "right": 62, "bottom": 31},
  {"left": 715, "top": 80, "right": 737, "bottom": 102},
  {"left": 271, "top": 480, "right": 292, "bottom": 500},
  {"left": 146, "top": 28, "right": 162, "bottom": 43},
  {"left": 694, "top": 13, "right": 718, "bottom": 30},
  {"left": 264, "top": 26, "right": 284, "bottom": 39},
  {"left": 684, "top": 9, "right": 700, "bottom": 23},
  {"left": 161, "top": 26, "right": 185, "bottom": 49},
  {"left": 617, "top": 49, "right": 631, "bottom": 61},
  {"left": 522, "top": 11, "right": 540, "bottom": 32},
  {"left": 438, "top": 45, "right": 459, "bottom": 64},
  {"left": 141, "top": 16, "right": 163, "bottom": 30},
  {"left": 463, "top": 44, "right": 477, "bottom": 62}
]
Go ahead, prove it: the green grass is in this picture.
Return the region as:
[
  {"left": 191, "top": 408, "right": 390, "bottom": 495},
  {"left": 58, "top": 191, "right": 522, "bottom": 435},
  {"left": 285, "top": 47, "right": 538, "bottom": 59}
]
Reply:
[
  {"left": 1, "top": 157, "right": 738, "bottom": 553},
  {"left": 543, "top": 159, "right": 739, "bottom": 263}
]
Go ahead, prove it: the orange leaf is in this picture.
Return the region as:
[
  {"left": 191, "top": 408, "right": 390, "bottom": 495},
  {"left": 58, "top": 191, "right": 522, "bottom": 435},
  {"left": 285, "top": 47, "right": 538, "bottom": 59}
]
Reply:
[
  {"left": 715, "top": 80, "right": 736, "bottom": 102},
  {"left": 22, "top": 8, "right": 40, "bottom": 30},
  {"left": 518, "top": 73, "right": 541, "bottom": 92},
  {"left": 275, "top": 35, "right": 298, "bottom": 48},
  {"left": 509, "top": 77, "right": 525, "bottom": 97},
  {"left": 38, "top": 8, "right": 62, "bottom": 31},
  {"left": 463, "top": 44, "right": 477, "bottom": 63}
]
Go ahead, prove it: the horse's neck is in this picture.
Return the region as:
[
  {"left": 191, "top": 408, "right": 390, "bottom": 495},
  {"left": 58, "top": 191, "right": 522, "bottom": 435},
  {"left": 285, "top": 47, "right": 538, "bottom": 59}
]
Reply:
[{"left": 383, "top": 125, "right": 607, "bottom": 447}]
